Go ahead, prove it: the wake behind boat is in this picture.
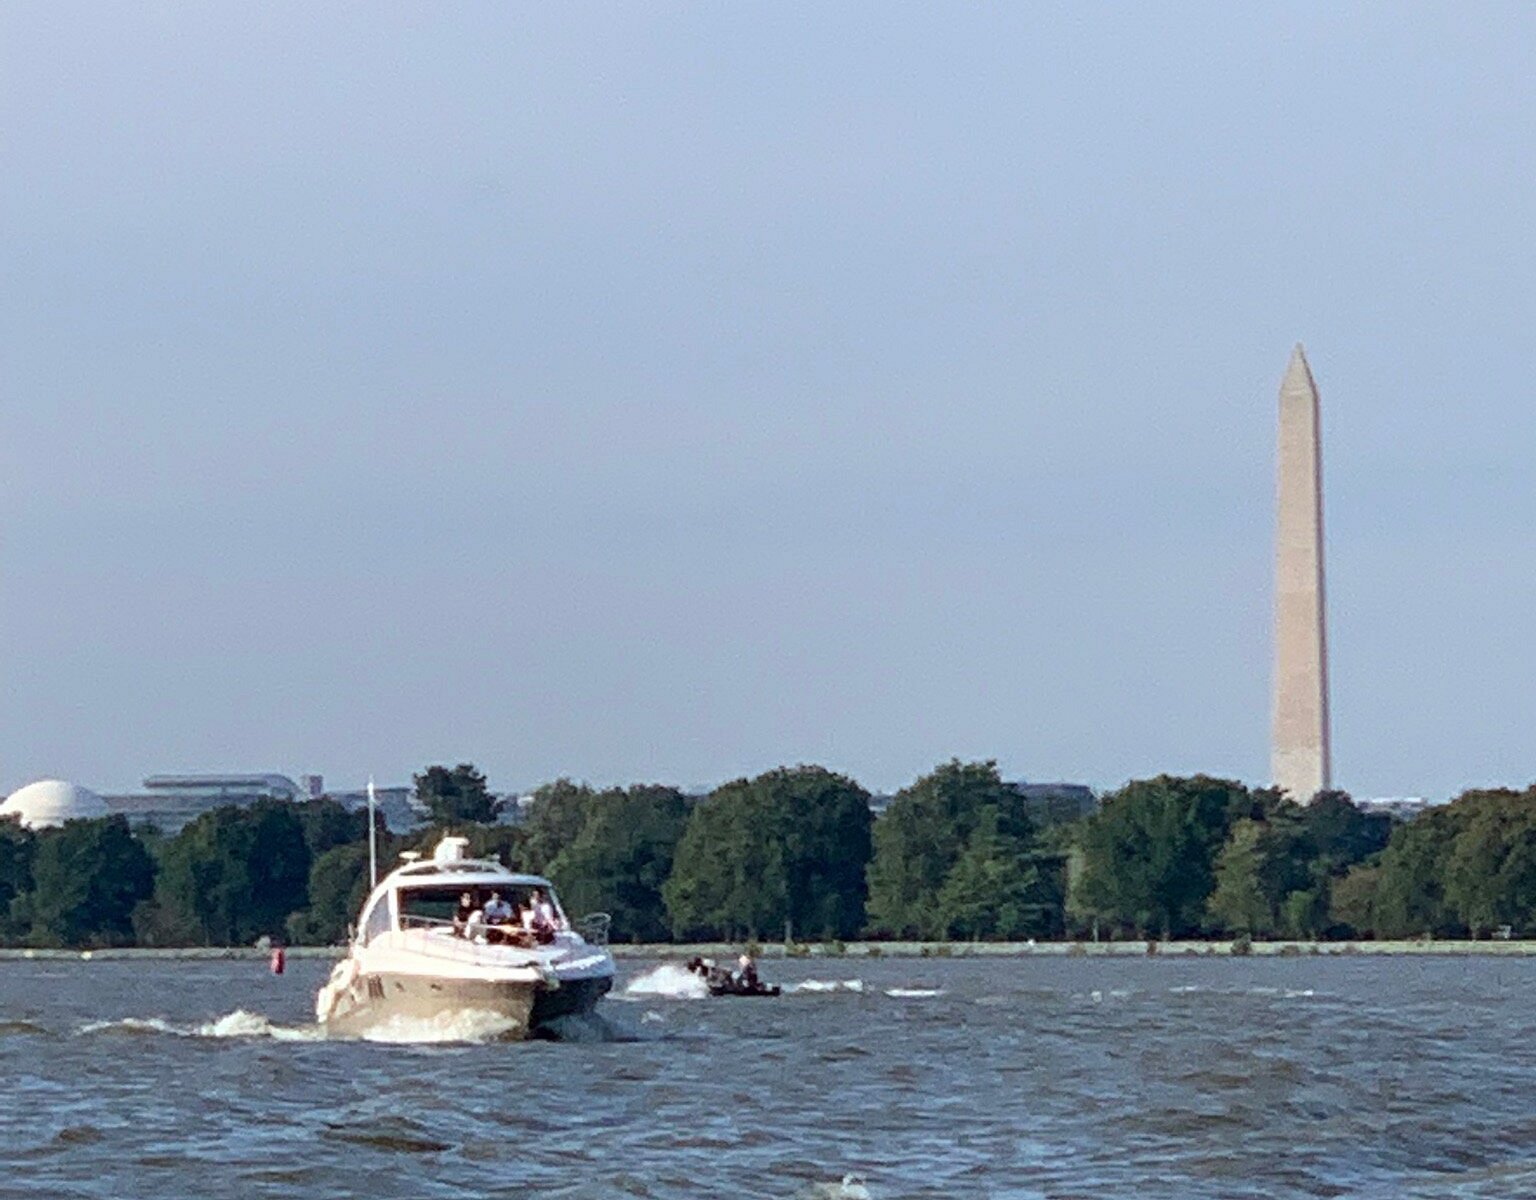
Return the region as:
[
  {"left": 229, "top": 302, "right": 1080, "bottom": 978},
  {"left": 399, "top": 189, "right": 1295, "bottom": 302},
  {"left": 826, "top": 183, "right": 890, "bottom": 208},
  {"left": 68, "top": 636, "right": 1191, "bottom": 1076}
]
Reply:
[{"left": 316, "top": 835, "right": 614, "bottom": 1039}]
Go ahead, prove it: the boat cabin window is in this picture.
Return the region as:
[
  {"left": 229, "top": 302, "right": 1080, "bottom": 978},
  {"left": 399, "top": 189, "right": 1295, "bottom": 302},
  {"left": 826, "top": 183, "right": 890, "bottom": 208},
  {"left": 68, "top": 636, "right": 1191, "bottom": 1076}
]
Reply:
[
  {"left": 360, "top": 894, "right": 393, "bottom": 944},
  {"left": 397, "top": 884, "right": 563, "bottom": 931}
]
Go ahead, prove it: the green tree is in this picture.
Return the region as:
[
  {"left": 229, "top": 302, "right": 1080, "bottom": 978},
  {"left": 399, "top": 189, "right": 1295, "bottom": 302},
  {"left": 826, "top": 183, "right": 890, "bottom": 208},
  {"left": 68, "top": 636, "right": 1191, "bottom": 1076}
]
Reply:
[
  {"left": 519, "top": 778, "right": 595, "bottom": 872},
  {"left": 866, "top": 760, "right": 1034, "bottom": 938},
  {"left": 1281, "top": 887, "right": 1327, "bottom": 938},
  {"left": 1434, "top": 789, "right": 1536, "bottom": 936},
  {"left": 20, "top": 816, "right": 155, "bottom": 948},
  {"left": 1371, "top": 803, "right": 1466, "bottom": 938},
  {"left": 1206, "top": 819, "right": 1272, "bottom": 936},
  {"left": 935, "top": 807, "right": 1053, "bottom": 939},
  {"left": 1298, "top": 791, "right": 1392, "bottom": 875},
  {"left": 546, "top": 786, "right": 691, "bottom": 942},
  {"left": 664, "top": 766, "right": 872, "bottom": 941},
  {"left": 154, "top": 801, "right": 311, "bottom": 945},
  {"left": 414, "top": 763, "right": 496, "bottom": 826},
  {"left": 286, "top": 843, "right": 374, "bottom": 945},
  {"left": 294, "top": 798, "right": 372, "bottom": 859},
  {"left": 1074, "top": 775, "right": 1250, "bottom": 938},
  {"left": 0, "top": 816, "right": 36, "bottom": 942},
  {"left": 1327, "top": 862, "right": 1380, "bottom": 936},
  {"left": 663, "top": 778, "right": 783, "bottom": 940},
  {"left": 1493, "top": 821, "right": 1536, "bottom": 934}
]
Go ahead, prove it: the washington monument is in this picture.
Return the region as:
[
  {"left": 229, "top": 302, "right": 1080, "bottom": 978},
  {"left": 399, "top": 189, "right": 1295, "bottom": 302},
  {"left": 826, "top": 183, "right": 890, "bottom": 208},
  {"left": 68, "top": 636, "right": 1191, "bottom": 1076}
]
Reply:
[{"left": 1270, "top": 344, "right": 1332, "bottom": 803}]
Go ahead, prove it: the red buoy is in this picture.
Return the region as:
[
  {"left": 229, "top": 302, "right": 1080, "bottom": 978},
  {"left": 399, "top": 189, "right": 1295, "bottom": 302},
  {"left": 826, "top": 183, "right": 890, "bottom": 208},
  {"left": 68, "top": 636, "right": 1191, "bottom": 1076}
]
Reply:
[{"left": 270, "top": 947, "right": 286, "bottom": 975}]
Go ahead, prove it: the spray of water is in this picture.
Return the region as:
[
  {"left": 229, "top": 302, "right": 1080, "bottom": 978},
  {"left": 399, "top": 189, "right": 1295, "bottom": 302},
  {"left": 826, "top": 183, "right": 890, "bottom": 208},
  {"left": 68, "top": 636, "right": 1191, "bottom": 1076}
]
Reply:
[
  {"left": 786, "top": 979, "right": 865, "bottom": 994},
  {"left": 621, "top": 963, "right": 710, "bottom": 1000},
  {"left": 78, "top": 1011, "right": 321, "bottom": 1042},
  {"left": 77, "top": 1008, "right": 522, "bottom": 1045}
]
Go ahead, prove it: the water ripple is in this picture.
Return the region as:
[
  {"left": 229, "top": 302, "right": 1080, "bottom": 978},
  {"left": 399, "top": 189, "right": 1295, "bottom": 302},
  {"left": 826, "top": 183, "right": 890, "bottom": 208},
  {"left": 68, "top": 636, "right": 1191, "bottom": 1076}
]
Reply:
[{"left": 3, "top": 956, "right": 1536, "bottom": 1197}]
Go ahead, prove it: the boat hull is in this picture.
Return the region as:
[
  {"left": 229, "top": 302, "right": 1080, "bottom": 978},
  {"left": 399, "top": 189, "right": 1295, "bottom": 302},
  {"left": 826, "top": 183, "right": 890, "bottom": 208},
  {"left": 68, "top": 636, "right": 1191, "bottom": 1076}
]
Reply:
[
  {"left": 319, "top": 968, "right": 613, "bottom": 1040},
  {"left": 530, "top": 972, "right": 613, "bottom": 1026},
  {"left": 321, "top": 971, "right": 538, "bottom": 1039}
]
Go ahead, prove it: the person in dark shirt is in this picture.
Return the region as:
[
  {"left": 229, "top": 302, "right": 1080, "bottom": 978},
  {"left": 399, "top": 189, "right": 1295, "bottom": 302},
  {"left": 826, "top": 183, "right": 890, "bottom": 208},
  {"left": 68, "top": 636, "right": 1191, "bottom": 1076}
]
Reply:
[{"left": 452, "top": 891, "right": 477, "bottom": 937}]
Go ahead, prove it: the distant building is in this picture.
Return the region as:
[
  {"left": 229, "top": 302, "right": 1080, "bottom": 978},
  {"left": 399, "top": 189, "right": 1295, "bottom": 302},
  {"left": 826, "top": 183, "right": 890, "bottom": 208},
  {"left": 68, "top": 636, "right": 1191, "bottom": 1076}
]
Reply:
[
  {"left": 1009, "top": 781, "right": 1098, "bottom": 826},
  {"left": 326, "top": 784, "right": 428, "bottom": 834},
  {"left": 104, "top": 773, "right": 306, "bottom": 834},
  {"left": 1, "top": 779, "right": 111, "bottom": 829},
  {"left": 1355, "top": 796, "right": 1441, "bottom": 822}
]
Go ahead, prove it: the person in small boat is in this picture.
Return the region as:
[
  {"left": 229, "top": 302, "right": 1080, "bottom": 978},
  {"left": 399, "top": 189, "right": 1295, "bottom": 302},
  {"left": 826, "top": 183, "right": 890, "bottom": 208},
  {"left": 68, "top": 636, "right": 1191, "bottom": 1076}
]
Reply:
[
  {"left": 735, "top": 953, "right": 760, "bottom": 990},
  {"left": 452, "top": 891, "right": 478, "bottom": 937}
]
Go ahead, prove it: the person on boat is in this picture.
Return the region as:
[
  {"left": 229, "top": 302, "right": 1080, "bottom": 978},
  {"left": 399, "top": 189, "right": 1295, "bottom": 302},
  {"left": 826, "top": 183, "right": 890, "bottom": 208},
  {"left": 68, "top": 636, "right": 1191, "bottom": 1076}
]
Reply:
[
  {"left": 735, "top": 953, "right": 760, "bottom": 990},
  {"left": 452, "top": 891, "right": 478, "bottom": 937},
  {"left": 482, "top": 890, "right": 514, "bottom": 944},
  {"left": 522, "top": 888, "right": 558, "bottom": 944},
  {"left": 483, "top": 890, "right": 513, "bottom": 924}
]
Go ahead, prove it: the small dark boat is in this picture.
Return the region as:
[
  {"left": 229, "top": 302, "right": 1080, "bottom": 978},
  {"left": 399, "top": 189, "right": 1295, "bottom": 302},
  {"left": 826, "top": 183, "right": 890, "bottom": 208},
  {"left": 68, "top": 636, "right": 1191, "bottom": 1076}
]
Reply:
[
  {"left": 707, "top": 978, "right": 781, "bottom": 998},
  {"left": 685, "top": 956, "right": 780, "bottom": 998}
]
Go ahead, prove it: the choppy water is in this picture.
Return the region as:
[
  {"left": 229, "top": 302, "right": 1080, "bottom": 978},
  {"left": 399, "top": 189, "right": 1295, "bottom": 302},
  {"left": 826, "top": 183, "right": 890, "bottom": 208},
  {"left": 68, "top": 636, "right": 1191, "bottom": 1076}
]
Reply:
[{"left": 3, "top": 955, "right": 1536, "bottom": 1198}]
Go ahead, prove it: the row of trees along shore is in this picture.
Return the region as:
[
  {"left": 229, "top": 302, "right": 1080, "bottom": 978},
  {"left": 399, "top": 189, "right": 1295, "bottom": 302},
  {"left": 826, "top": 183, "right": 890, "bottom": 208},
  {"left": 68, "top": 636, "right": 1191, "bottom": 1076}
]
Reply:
[{"left": 3, "top": 762, "right": 1536, "bottom": 949}]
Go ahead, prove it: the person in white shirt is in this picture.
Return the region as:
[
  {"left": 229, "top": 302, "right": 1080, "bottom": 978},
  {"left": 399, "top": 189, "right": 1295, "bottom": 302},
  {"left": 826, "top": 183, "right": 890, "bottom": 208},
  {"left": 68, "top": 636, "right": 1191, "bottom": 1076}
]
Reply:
[{"left": 522, "top": 888, "right": 559, "bottom": 942}]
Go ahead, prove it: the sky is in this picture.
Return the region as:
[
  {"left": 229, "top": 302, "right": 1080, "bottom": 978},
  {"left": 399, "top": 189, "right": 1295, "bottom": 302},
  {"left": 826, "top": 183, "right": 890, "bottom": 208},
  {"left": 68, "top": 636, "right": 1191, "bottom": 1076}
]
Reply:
[{"left": 2, "top": 5, "right": 1534, "bottom": 801}]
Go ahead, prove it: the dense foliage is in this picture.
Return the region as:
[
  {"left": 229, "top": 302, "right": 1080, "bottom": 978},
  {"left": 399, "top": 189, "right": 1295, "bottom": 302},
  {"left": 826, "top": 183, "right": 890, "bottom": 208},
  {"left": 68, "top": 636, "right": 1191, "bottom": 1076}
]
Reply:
[
  {"left": 546, "top": 785, "right": 690, "bottom": 943},
  {"left": 11, "top": 815, "right": 154, "bottom": 947},
  {"left": 866, "top": 761, "right": 1061, "bottom": 939},
  {"left": 664, "top": 766, "right": 872, "bottom": 941},
  {"left": 3, "top": 767, "right": 1535, "bottom": 948},
  {"left": 414, "top": 764, "right": 496, "bottom": 826}
]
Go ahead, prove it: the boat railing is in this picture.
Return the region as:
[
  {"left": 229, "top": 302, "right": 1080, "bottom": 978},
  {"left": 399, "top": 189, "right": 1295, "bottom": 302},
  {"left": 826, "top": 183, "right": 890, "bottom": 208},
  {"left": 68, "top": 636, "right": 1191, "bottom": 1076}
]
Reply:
[
  {"left": 391, "top": 919, "right": 544, "bottom": 965},
  {"left": 399, "top": 913, "right": 459, "bottom": 934},
  {"left": 394, "top": 912, "right": 601, "bottom": 954}
]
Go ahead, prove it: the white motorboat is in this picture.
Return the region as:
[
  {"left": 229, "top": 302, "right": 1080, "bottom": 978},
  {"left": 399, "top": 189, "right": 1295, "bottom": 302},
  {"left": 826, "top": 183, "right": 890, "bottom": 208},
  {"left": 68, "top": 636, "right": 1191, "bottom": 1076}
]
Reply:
[{"left": 315, "top": 834, "right": 614, "bottom": 1038}]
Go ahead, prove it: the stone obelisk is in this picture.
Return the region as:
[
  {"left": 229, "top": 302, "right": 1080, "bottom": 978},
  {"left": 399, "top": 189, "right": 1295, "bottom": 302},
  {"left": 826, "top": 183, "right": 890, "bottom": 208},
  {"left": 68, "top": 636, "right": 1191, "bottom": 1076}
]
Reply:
[{"left": 1270, "top": 344, "right": 1332, "bottom": 803}]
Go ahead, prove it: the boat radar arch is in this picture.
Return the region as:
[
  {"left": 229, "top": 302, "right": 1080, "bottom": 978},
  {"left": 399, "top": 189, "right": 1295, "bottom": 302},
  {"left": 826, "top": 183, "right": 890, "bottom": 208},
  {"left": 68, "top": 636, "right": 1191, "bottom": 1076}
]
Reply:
[{"left": 434, "top": 836, "right": 471, "bottom": 864}]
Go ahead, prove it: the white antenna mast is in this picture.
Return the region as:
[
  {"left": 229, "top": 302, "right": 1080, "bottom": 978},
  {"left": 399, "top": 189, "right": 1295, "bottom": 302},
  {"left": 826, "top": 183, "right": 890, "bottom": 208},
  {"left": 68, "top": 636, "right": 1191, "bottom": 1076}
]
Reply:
[{"left": 367, "top": 775, "right": 379, "bottom": 889}]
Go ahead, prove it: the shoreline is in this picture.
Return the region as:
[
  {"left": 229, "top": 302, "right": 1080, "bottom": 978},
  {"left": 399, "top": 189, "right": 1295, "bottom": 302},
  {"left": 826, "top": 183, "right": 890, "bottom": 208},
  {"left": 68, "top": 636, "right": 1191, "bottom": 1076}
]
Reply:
[{"left": 6, "top": 939, "right": 1536, "bottom": 962}]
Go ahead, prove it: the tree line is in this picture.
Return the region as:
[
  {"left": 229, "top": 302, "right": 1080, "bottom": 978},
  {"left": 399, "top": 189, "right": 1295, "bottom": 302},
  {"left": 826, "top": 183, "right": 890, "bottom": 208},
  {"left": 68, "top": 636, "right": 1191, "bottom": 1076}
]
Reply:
[{"left": 2, "top": 762, "right": 1533, "bottom": 948}]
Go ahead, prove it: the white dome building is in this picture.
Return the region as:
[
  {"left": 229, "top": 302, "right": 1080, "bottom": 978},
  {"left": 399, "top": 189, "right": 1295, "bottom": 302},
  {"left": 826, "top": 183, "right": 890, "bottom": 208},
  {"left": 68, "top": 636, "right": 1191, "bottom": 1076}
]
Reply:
[{"left": 0, "top": 779, "right": 110, "bottom": 829}]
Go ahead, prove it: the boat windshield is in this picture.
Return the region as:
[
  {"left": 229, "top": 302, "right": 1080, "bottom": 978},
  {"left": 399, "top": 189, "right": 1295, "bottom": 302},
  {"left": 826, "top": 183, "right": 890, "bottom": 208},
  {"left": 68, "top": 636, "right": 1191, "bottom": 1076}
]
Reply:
[{"left": 396, "top": 883, "right": 565, "bottom": 932}]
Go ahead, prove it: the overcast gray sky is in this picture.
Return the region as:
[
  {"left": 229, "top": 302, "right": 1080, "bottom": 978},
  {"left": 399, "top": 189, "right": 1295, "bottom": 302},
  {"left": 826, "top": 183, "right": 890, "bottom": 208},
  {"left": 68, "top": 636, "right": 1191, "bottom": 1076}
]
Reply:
[{"left": 3, "top": 5, "right": 1533, "bottom": 800}]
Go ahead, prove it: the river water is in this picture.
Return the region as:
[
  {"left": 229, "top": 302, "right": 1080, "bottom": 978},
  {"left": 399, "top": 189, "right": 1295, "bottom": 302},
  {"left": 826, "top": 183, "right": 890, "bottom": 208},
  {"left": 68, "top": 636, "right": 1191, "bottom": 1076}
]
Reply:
[{"left": 2, "top": 955, "right": 1535, "bottom": 1198}]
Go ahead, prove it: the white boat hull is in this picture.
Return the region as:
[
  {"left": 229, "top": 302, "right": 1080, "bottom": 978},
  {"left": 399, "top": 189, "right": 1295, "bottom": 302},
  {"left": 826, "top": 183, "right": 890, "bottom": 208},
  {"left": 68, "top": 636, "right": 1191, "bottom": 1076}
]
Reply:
[
  {"left": 316, "top": 934, "right": 615, "bottom": 1039},
  {"left": 320, "top": 969, "right": 539, "bottom": 1039}
]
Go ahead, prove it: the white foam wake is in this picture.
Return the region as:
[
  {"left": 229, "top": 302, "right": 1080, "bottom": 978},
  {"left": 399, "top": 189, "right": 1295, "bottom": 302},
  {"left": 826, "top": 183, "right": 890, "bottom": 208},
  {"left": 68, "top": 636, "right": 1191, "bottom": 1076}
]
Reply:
[
  {"left": 355, "top": 1009, "right": 523, "bottom": 1044},
  {"left": 787, "top": 979, "right": 864, "bottom": 994},
  {"left": 884, "top": 987, "right": 942, "bottom": 999},
  {"left": 621, "top": 963, "right": 709, "bottom": 1000},
  {"left": 77, "top": 1007, "right": 524, "bottom": 1045},
  {"left": 78, "top": 1010, "right": 321, "bottom": 1042},
  {"left": 807, "top": 1174, "right": 872, "bottom": 1199}
]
